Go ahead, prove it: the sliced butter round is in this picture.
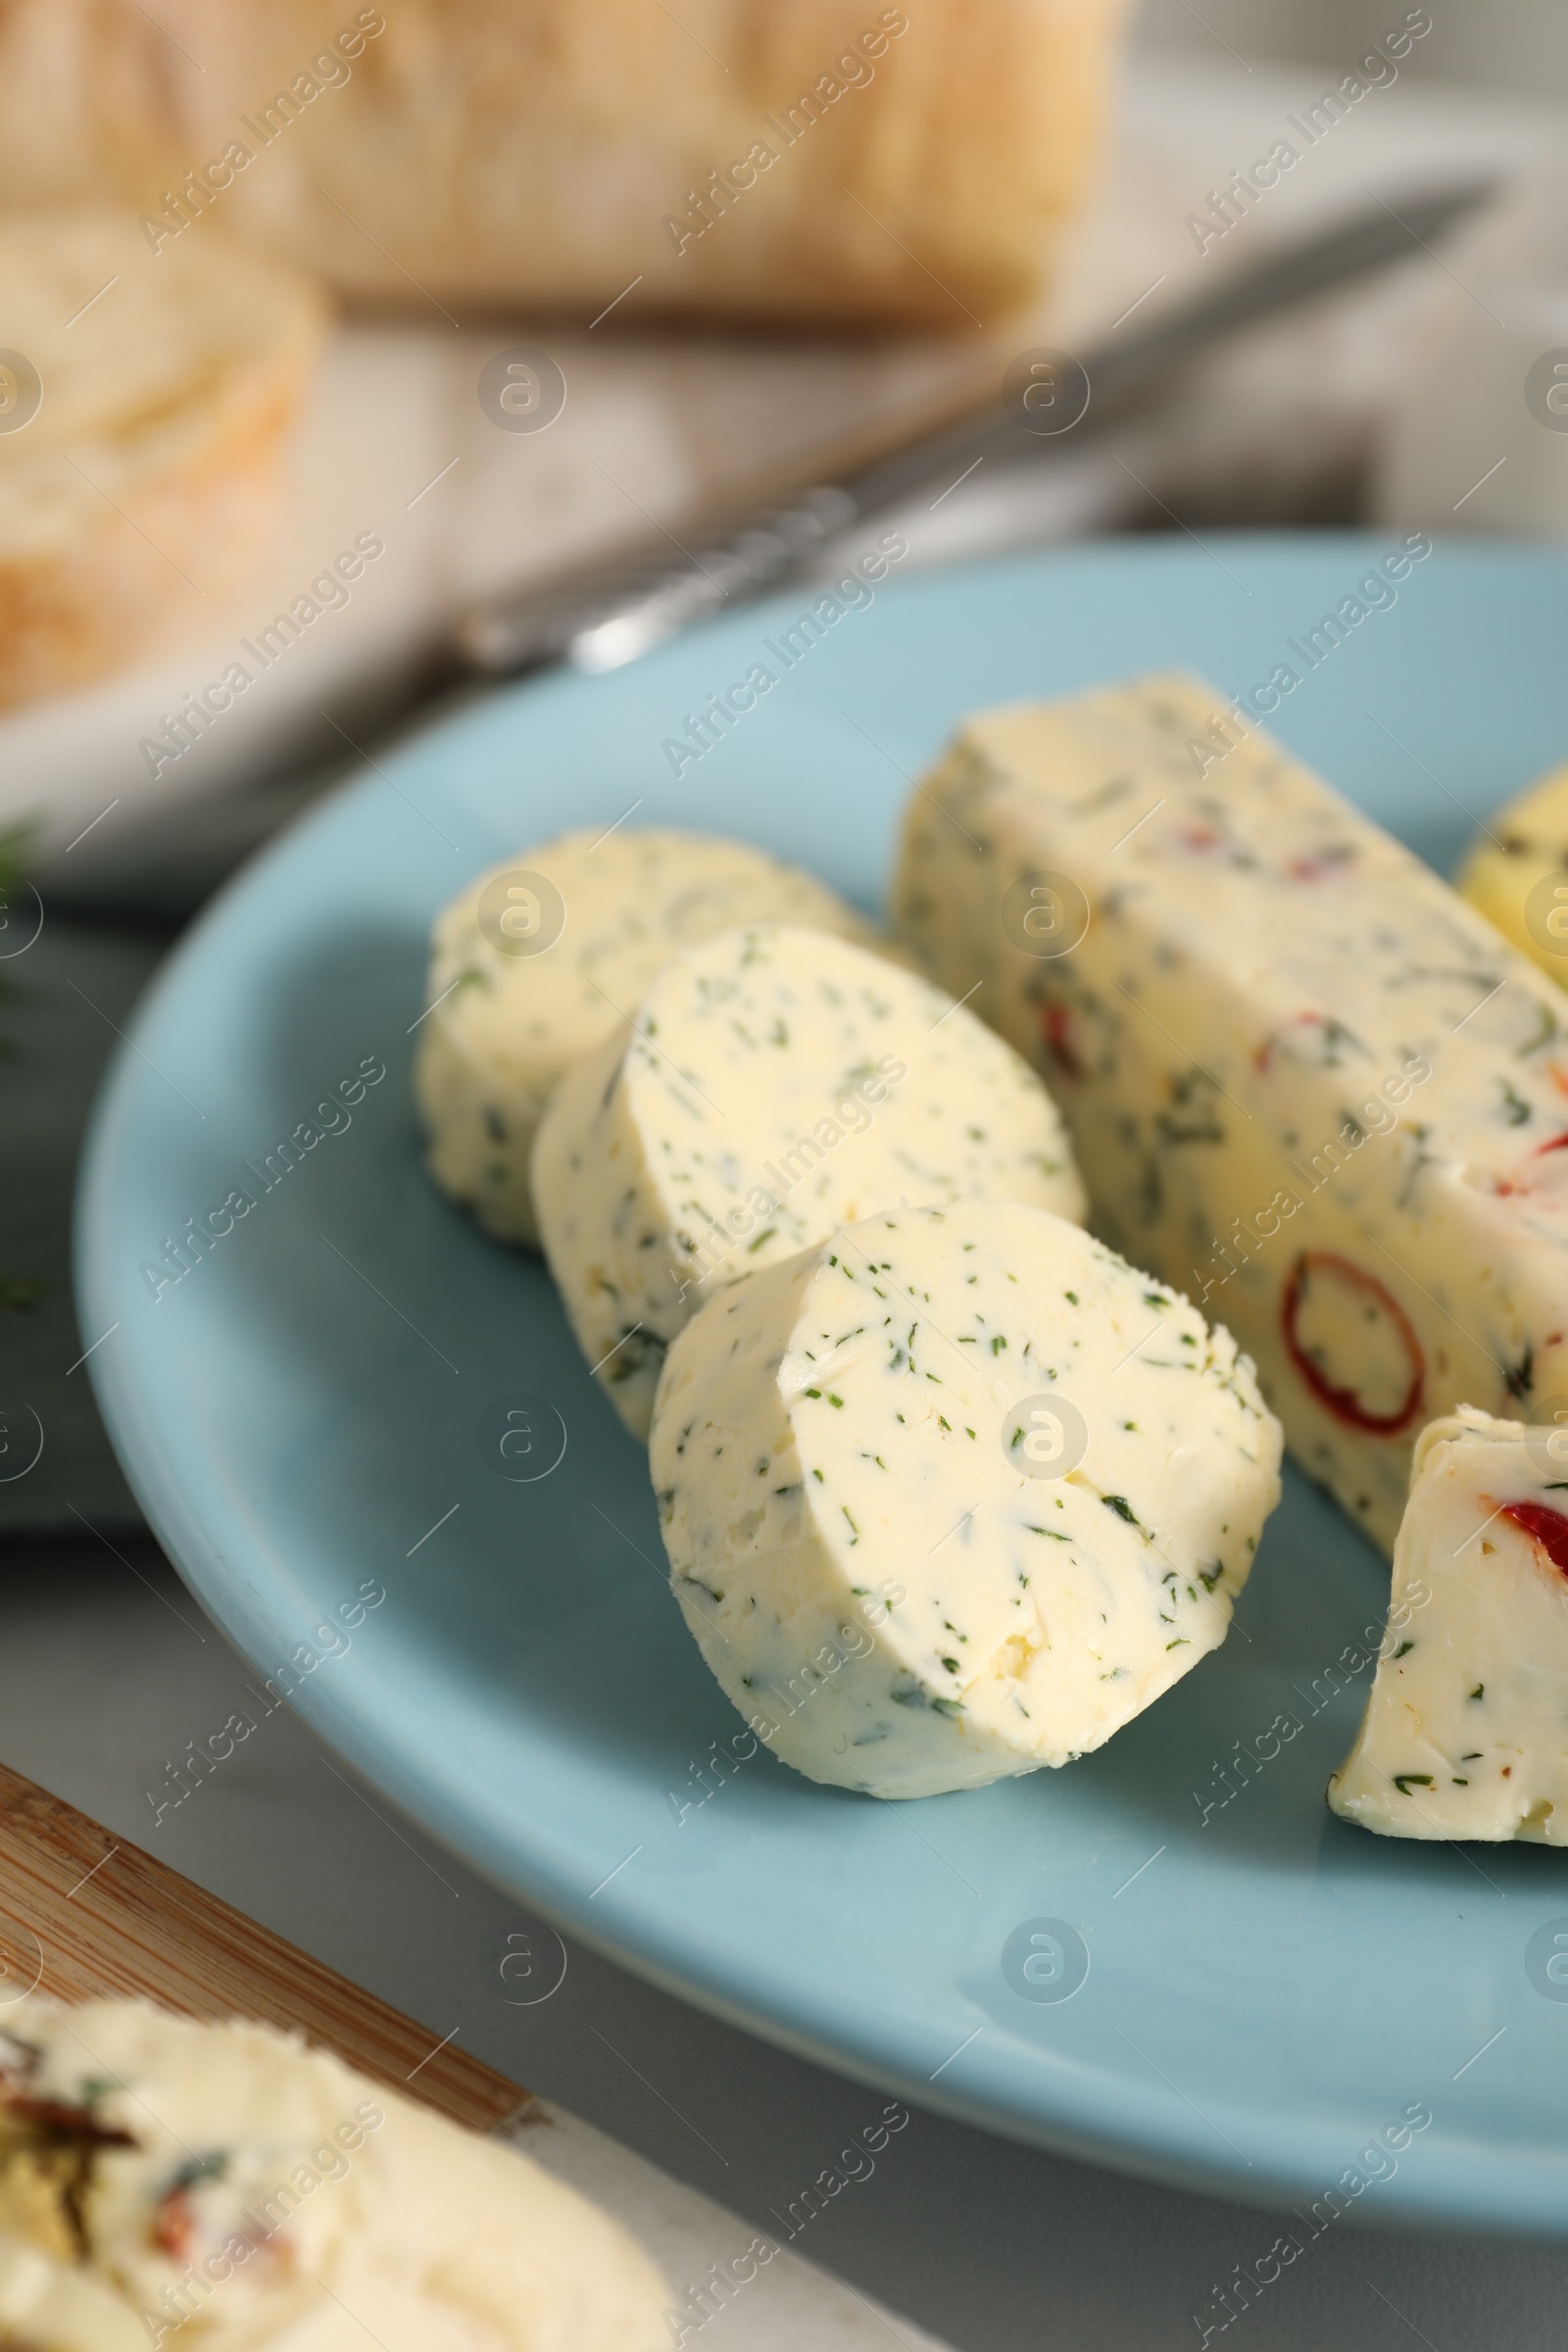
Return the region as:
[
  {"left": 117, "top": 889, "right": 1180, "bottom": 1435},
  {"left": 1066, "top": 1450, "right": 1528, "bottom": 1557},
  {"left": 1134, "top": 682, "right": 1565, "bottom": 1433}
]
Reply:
[
  {"left": 650, "top": 1199, "right": 1282, "bottom": 1796},
  {"left": 534, "top": 923, "right": 1087, "bottom": 1438},
  {"left": 1456, "top": 759, "right": 1568, "bottom": 979},
  {"left": 413, "top": 828, "right": 875, "bottom": 1246}
]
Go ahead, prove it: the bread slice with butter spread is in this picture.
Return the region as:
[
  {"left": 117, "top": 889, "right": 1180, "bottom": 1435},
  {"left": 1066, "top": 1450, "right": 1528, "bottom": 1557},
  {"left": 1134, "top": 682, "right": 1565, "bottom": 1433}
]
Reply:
[
  {"left": 0, "top": 213, "right": 325, "bottom": 708},
  {"left": 0, "top": 1995, "right": 666, "bottom": 2348}
]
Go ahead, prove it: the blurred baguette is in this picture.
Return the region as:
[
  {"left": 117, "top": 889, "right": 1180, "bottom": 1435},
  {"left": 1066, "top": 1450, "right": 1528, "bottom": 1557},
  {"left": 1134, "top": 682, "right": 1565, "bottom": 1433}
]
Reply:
[
  {"left": 0, "top": 0, "right": 1125, "bottom": 330},
  {"left": 0, "top": 213, "right": 325, "bottom": 709}
]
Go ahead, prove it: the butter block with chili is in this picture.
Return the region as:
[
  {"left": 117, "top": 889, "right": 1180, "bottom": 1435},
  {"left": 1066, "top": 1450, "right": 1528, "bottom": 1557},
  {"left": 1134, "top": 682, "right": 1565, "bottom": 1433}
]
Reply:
[{"left": 892, "top": 672, "right": 1568, "bottom": 1554}]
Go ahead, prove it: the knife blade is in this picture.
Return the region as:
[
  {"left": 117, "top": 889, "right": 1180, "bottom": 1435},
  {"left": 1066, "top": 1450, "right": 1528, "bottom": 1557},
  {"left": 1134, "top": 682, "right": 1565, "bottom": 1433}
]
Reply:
[{"left": 455, "top": 179, "right": 1493, "bottom": 680}]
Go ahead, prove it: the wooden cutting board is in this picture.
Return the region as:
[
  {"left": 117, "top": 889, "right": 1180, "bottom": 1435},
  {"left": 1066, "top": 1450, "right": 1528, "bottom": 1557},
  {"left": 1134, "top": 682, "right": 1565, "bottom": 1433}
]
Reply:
[
  {"left": 0, "top": 1755, "right": 527, "bottom": 2132},
  {"left": 0, "top": 1756, "right": 957, "bottom": 2347}
]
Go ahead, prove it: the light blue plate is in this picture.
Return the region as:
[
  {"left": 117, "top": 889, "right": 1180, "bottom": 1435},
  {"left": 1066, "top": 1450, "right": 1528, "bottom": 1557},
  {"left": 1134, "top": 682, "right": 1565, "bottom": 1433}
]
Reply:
[{"left": 78, "top": 537, "right": 1568, "bottom": 2232}]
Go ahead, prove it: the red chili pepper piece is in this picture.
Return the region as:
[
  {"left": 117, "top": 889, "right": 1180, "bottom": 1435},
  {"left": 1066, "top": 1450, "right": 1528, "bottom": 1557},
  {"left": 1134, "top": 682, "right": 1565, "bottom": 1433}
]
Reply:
[
  {"left": 1281, "top": 1250, "right": 1425, "bottom": 1436},
  {"left": 1502, "top": 1502, "right": 1568, "bottom": 1576},
  {"left": 1285, "top": 846, "right": 1356, "bottom": 883},
  {"left": 1251, "top": 1010, "right": 1325, "bottom": 1075},
  {"left": 1252, "top": 1014, "right": 1315, "bottom": 1074},
  {"left": 1039, "top": 1002, "right": 1080, "bottom": 1080},
  {"left": 153, "top": 2184, "right": 196, "bottom": 2260}
]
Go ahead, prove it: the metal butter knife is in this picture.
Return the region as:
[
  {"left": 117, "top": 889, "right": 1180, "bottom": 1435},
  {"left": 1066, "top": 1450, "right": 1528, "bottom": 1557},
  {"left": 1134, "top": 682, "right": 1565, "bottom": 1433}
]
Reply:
[{"left": 455, "top": 180, "right": 1492, "bottom": 679}]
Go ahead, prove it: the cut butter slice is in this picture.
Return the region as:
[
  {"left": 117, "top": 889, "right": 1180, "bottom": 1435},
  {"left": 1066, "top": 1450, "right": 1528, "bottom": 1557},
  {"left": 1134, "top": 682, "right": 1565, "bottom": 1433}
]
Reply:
[
  {"left": 413, "top": 828, "right": 875, "bottom": 1246},
  {"left": 534, "top": 923, "right": 1086, "bottom": 1439},
  {"left": 893, "top": 670, "right": 1568, "bottom": 1555},
  {"left": 649, "top": 1200, "right": 1283, "bottom": 1798},
  {"left": 1330, "top": 1405, "right": 1568, "bottom": 1843},
  {"left": 1456, "top": 756, "right": 1568, "bottom": 981}
]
